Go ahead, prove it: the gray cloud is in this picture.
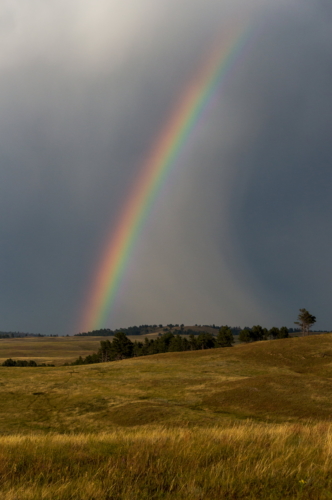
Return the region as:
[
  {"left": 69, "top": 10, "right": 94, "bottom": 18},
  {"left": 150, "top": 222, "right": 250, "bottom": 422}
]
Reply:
[{"left": 0, "top": 0, "right": 330, "bottom": 334}]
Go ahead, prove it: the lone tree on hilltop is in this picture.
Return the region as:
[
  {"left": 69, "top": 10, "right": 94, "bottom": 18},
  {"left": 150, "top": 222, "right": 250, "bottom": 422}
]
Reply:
[{"left": 295, "top": 308, "right": 316, "bottom": 336}]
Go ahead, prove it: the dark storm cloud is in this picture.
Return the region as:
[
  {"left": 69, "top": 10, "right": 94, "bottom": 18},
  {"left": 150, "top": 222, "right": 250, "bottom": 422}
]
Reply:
[
  {"left": 224, "top": 3, "right": 332, "bottom": 329},
  {"left": 0, "top": 0, "right": 330, "bottom": 334}
]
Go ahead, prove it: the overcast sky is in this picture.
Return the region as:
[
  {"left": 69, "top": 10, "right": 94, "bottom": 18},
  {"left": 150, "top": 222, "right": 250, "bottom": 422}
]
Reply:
[{"left": 0, "top": 0, "right": 331, "bottom": 335}]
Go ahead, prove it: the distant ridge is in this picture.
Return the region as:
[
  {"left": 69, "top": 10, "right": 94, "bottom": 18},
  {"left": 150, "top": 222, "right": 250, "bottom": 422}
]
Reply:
[
  {"left": 0, "top": 331, "right": 46, "bottom": 338},
  {"left": 74, "top": 324, "right": 226, "bottom": 337}
]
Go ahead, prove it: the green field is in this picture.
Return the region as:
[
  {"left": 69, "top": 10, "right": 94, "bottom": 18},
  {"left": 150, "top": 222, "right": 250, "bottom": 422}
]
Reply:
[{"left": 0, "top": 334, "right": 332, "bottom": 498}]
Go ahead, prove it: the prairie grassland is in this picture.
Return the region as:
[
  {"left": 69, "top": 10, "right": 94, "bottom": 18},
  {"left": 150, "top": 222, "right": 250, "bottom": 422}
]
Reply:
[
  {"left": 0, "top": 422, "right": 332, "bottom": 499},
  {"left": 0, "top": 334, "right": 332, "bottom": 498},
  {"left": 0, "top": 335, "right": 167, "bottom": 365},
  {"left": 1, "top": 334, "right": 332, "bottom": 433},
  {"left": 0, "top": 337, "right": 104, "bottom": 365}
]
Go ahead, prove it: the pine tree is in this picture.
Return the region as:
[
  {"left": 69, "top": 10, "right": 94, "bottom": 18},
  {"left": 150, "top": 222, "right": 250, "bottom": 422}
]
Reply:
[
  {"left": 216, "top": 326, "right": 234, "bottom": 347},
  {"left": 295, "top": 308, "right": 316, "bottom": 336}
]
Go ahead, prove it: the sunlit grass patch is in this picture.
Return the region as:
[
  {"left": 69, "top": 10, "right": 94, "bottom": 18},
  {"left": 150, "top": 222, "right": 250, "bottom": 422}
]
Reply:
[{"left": 0, "top": 423, "right": 332, "bottom": 499}]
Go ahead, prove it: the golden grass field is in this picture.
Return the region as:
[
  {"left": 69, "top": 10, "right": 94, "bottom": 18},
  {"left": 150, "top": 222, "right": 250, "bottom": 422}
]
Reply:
[
  {"left": 0, "top": 335, "right": 143, "bottom": 366},
  {"left": 0, "top": 333, "right": 332, "bottom": 498}
]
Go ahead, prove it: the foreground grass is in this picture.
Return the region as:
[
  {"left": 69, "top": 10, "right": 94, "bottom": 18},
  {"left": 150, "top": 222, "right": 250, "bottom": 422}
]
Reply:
[{"left": 0, "top": 422, "right": 332, "bottom": 499}]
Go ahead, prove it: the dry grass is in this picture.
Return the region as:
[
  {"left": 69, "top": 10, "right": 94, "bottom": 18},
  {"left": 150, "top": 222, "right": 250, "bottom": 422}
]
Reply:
[
  {"left": 0, "top": 422, "right": 332, "bottom": 499},
  {"left": 0, "top": 334, "right": 332, "bottom": 497},
  {"left": 0, "top": 337, "right": 104, "bottom": 365},
  {"left": 0, "top": 335, "right": 168, "bottom": 365},
  {"left": 0, "top": 334, "right": 332, "bottom": 434}
]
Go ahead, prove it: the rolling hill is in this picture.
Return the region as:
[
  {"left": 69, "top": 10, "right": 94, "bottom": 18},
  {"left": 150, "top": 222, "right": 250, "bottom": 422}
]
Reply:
[
  {"left": 0, "top": 333, "right": 331, "bottom": 433},
  {"left": 0, "top": 334, "right": 332, "bottom": 499}
]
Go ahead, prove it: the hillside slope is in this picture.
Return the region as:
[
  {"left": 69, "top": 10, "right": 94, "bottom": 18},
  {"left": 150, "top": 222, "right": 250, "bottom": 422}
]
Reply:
[{"left": 0, "top": 334, "right": 331, "bottom": 433}]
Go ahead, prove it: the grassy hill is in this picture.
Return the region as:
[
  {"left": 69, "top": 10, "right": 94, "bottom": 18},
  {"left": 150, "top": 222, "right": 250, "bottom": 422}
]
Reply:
[
  {"left": 0, "top": 333, "right": 332, "bottom": 433},
  {"left": 1, "top": 334, "right": 332, "bottom": 498}
]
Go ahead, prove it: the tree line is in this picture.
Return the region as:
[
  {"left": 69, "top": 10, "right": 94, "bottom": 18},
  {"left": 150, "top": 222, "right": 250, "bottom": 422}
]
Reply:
[
  {"left": 0, "top": 331, "right": 45, "bottom": 338},
  {"left": 69, "top": 324, "right": 292, "bottom": 366},
  {"left": 74, "top": 324, "right": 242, "bottom": 337},
  {"left": 0, "top": 309, "right": 318, "bottom": 367},
  {"left": 70, "top": 309, "right": 318, "bottom": 366},
  {"left": 239, "top": 325, "right": 289, "bottom": 342},
  {"left": 71, "top": 327, "right": 233, "bottom": 365},
  {"left": 2, "top": 359, "right": 54, "bottom": 367}
]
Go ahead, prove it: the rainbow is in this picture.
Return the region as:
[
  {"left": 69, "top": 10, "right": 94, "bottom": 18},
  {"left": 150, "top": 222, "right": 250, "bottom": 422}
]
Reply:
[{"left": 80, "top": 25, "right": 250, "bottom": 332}]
